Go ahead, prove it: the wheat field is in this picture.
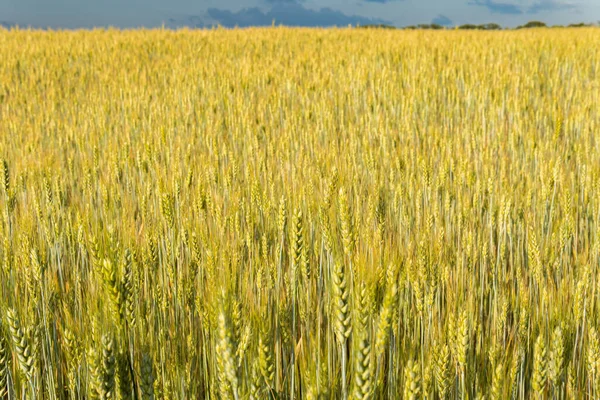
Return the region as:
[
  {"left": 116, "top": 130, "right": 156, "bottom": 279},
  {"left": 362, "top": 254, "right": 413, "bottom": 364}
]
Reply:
[{"left": 0, "top": 27, "right": 599, "bottom": 399}]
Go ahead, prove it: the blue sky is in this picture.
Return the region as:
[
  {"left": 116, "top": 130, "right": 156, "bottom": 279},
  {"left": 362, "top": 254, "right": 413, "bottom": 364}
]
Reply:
[{"left": 0, "top": 0, "right": 598, "bottom": 29}]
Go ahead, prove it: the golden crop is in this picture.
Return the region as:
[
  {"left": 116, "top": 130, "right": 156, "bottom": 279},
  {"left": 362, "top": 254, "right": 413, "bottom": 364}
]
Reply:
[{"left": 0, "top": 26, "right": 599, "bottom": 399}]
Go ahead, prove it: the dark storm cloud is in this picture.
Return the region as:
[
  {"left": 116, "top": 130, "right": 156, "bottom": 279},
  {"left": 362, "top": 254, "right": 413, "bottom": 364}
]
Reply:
[
  {"left": 205, "top": 3, "right": 391, "bottom": 27},
  {"left": 431, "top": 15, "right": 453, "bottom": 25},
  {"left": 469, "top": 0, "right": 524, "bottom": 14}
]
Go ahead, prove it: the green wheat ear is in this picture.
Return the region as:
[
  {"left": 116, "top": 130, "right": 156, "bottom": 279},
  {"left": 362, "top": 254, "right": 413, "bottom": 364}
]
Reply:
[
  {"left": 588, "top": 326, "right": 600, "bottom": 396},
  {"left": 532, "top": 334, "right": 547, "bottom": 397},
  {"left": 403, "top": 359, "right": 421, "bottom": 400},
  {"left": 258, "top": 332, "right": 274, "bottom": 389},
  {"left": 122, "top": 249, "right": 135, "bottom": 329},
  {"left": 102, "top": 258, "right": 123, "bottom": 326},
  {"left": 117, "top": 351, "right": 133, "bottom": 400},
  {"left": 456, "top": 310, "right": 469, "bottom": 373},
  {"left": 249, "top": 360, "right": 262, "bottom": 400},
  {"left": 434, "top": 342, "right": 451, "bottom": 398},
  {"left": 291, "top": 208, "right": 303, "bottom": 267},
  {"left": 352, "top": 336, "right": 373, "bottom": 399},
  {"left": 6, "top": 308, "right": 35, "bottom": 384},
  {"left": 88, "top": 346, "right": 102, "bottom": 400},
  {"left": 375, "top": 280, "right": 397, "bottom": 356},
  {"left": 553, "top": 112, "right": 563, "bottom": 142},
  {"left": 333, "top": 262, "right": 351, "bottom": 344},
  {"left": 548, "top": 326, "right": 564, "bottom": 389},
  {"left": 139, "top": 352, "right": 155, "bottom": 400},
  {"left": 490, "top": 363, "right": 504, "bottom": 400},
  {"left": 0, "top": 331, "right": 9, "bottom": 398},
  {"left": 338, "top": 188, "right": 355, "bottom": 257},
  {"left": 101, "top": 335, "right": 116, "bottom": 400},
  {"left": 216, "top": 309, "right": 239, "bottom": 400},
  {"left": 1, "top": 159, "right": 9, "bottom": 195}
]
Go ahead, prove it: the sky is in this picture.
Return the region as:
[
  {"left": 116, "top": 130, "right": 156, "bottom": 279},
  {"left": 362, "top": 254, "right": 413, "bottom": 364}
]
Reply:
[{"left": 0, "top": 0, "right": 598, "bottom": 29}]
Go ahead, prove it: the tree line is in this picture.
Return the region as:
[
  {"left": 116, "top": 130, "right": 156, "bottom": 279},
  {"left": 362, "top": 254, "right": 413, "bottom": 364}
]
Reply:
[{"left": 358, "top": 21, "right": 598, "bottom": 30}]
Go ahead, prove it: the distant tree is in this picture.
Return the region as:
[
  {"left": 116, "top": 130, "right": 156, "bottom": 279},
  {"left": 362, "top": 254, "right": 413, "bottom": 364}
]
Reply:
[
  {"left": 479, "top": 23, "right": 502, "bottom": 30},
  {"left": 414, "top": 24, "right": 444, "bottom": 30},
  {"left": 567, "top": 22, "right": 588, "bottom": 27},
  {"left": 517, "top": 21, "right": 547, "bottom": 29},
  {"left": 357, "top": 24, "right": 397, "bottom": 29},
  {"left": 459, "top": 24, "right": 479, "bottom": 30}
]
